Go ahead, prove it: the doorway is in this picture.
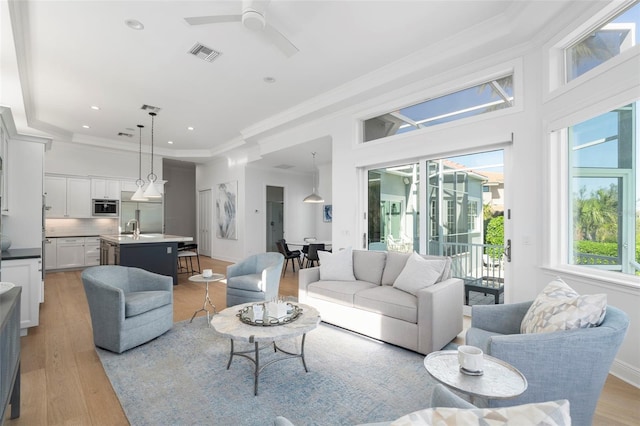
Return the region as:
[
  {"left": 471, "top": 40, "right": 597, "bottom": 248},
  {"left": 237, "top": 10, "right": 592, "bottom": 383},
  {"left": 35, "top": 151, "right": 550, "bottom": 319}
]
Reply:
[
  {"left": 366, "top": 149, "right": 506, "bottom": 308},
  {"left": 266, "top": 186, "right": 284, "bottom": 252},
  {"left": 198, "top": 189, "right": 212, "bottom": 257}
]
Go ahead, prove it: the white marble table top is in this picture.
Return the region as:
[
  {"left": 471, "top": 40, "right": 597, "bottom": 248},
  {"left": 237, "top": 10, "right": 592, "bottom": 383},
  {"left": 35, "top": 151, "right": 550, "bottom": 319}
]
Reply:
[
  {"left": 188, "top": 273, "right": 225, "bottom": 283},
  {"left": 210, "top": 302, "right": 320, "bottom": 343},
  {"left": 424, "top": 350, "right": 527, "bottom": 400}
]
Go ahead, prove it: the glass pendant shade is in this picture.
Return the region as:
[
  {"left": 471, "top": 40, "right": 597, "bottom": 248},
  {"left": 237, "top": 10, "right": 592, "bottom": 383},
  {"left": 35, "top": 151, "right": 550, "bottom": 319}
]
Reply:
[
  {"left": 303, "top": 189, "right": 324, "bottom": 203},
  {"left": 303, "top": 152, "right": 324, "bottom": 203},
  {"left": 131, "top": 184, "right": 147, "bottom": 201},
  {"left": 143, "top": 178, "right": 162, "bottom": 198}
]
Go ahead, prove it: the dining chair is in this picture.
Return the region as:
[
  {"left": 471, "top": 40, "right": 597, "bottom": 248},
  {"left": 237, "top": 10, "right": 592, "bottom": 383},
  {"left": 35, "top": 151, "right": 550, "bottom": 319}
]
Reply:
[
  {"left": 305, "top": 243, "right": 325, "bottom": 268},
  {"left": 276, "top": 240, "right": 301, "bottom": 276}
]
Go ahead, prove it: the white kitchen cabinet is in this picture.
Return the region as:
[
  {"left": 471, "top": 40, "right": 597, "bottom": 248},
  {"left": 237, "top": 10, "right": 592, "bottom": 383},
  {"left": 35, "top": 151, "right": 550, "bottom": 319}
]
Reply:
[
  {"left": 45, "top": 176, "right": 91, "bottom": 218},
  {"left": 2, "top": 257, "right": 41, "bottom": 331},
  {"left": 91, "top": 179, "right": 121, "bottom": 200},
  {"left": 84, "top": 236, "right": 101, "bottom": 266},
  {"left": 44, "top": 238, "right": 57, "bottom": 270},
  {"left": 55, "top": 237, "right": 85, "bottom": 268},
  {"left": 44, "top": 176, "right": 67, "bottom": 217}
]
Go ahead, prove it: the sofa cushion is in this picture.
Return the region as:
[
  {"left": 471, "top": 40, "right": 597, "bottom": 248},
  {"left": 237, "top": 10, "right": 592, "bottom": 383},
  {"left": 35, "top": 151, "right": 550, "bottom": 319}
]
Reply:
[
  {"left": 319, "top": 247, "right": 356, "bottom": 281},
  {"left": 381, "top": 251, "right": 411, "bottom": 285},
  {"left": 391, "top": 399, "right": 571, "bottom": 426},
  {"left": 307, "top": 280, "right": 377, "bottom": 306},
  {"left": 125, "top": 291, "right": 172, "bottom": 317},
  {"left": 354, "top": 286, "right": 417, "bottom": 323},
  {"left": 227, "top": 273, "right": 263, "bottom": 292},
  {"left": 393, "top": 252, "right": 447, "bottom": 296},
  {"left": 353, "top": 250, "right": 387, "bottom": 285},
  {"left": 520, "top": 278, "right": 607, "bottom": 334}
]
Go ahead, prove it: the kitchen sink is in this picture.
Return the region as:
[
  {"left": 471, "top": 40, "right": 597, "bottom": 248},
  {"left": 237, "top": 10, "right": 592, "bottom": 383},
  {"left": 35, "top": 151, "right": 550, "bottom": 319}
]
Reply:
[{"left": 124, "top": 233, "right": 164, "bottom": 239}]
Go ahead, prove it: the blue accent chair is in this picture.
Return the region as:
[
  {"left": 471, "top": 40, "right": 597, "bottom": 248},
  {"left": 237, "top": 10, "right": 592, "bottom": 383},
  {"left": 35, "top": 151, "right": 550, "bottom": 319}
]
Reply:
[
  {"left": 226, "top": 252, "right": 284, "bottom": 307},
  {"left": 82, "top": 265, "right": 173, "bottom": 353},
  {"left": 465, "top": 302, "right": 629, "bottom": 426}
]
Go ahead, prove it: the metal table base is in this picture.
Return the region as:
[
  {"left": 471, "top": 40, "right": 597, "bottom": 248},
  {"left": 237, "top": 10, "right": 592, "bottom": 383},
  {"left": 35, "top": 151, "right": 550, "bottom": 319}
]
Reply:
[{"left": 226, "top": 333, "right": 309, "bottom": 396}]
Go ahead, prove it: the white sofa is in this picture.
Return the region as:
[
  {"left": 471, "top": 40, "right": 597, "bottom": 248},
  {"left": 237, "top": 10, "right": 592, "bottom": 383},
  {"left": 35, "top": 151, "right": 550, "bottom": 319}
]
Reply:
[{"left": 298, "top": 249, "right": 463, "bottom": 354}]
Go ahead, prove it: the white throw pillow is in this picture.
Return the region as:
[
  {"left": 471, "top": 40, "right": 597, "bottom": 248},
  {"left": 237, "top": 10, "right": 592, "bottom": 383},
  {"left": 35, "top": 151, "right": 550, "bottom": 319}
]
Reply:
[
  {"left": 520, "top": 277, "right": 607, "bottom": 334},
  {"left": 391, "top": 399, "right": 571, "bottom": 426},
  {"left": 392, "top": 252, "right": 446, "bottom": 296},
  {"left": 318, "top": 247, "right": 356, "bottom": 281}
]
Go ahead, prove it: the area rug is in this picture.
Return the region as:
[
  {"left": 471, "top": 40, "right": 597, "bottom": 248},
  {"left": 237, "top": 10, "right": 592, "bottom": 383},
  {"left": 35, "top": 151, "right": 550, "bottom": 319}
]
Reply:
[{"left": 97, "top": 318, "right": 442, "bottom": 426}]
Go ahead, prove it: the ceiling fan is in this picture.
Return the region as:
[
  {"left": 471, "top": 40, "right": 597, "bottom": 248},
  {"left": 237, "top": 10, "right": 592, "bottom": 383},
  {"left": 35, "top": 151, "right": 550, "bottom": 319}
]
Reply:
[{"left": 184, "top": 0, "right": 299, "bottom": 57}]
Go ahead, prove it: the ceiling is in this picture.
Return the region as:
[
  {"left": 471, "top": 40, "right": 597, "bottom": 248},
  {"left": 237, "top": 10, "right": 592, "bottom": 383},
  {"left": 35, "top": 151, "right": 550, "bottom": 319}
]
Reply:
[{"left": 2, "top": 0, "right": 584, "bottom": 172}]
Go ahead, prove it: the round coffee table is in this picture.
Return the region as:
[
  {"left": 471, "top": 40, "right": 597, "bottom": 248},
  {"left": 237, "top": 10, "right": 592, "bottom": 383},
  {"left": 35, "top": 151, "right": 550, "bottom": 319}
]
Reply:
[
  {"left": 424, "top": 350, "right": 527, "bottom": 403},
  {"left": 188, "top": 273, "right": 225, "bottom": 326},
  {"left": 210, "top": 302, "right": 320, "bottom": 395}
]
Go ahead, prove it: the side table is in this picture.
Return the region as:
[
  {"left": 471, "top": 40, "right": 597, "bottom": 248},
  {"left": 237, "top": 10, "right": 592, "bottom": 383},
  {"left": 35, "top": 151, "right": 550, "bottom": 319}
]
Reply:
[
  {"left": 424, "top": 350, "right": 527, "bottom": 404},
  {"left": 188, "top": 273, "right": 225, "bottom": 326}
]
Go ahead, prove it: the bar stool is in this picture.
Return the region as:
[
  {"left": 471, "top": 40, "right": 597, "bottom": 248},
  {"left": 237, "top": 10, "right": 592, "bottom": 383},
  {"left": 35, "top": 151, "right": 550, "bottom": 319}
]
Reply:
[{"left": 178, "top": 243, "right": 201, "bottom": 275}]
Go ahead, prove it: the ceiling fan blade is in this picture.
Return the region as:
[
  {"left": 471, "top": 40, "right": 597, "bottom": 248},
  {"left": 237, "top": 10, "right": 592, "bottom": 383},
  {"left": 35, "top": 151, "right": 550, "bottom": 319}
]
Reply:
[
  {"left": 263, "top": 23, "right": 299, "bottom": 57},
  {"left": 184, "top": 15, "right": 241, "bottom": 26}
]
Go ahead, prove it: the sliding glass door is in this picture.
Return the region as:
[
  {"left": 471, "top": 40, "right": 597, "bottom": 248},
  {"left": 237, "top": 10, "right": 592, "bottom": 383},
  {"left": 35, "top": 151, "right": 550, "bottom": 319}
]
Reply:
[{"left": 367, "top": 149, "right": 506, "bottom": 306}]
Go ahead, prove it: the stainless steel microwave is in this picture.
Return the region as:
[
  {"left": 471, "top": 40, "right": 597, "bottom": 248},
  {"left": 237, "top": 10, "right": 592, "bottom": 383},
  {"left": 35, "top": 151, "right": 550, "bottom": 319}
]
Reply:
[{"left": 92, "top": 199, "right": 119, "bottom": 216}]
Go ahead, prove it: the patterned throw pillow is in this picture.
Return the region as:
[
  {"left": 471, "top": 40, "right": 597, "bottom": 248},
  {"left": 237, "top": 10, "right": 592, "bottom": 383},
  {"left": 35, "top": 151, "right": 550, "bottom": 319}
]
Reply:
[
  {"left": 520, "top": 278, "right": 606, "bottom": 334},
  {"left": 391, "top": 399, "right": 571, "bottom": 426}
]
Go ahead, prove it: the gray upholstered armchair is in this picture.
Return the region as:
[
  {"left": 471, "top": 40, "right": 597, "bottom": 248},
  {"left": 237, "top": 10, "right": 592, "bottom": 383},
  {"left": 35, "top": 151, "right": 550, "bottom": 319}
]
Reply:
[
  {"left": 81, "top": 265, "right": 174, "bottom": 353},
  {"left": 226, "top": 252, "right": 284, "bottom": 307},
  {"left": 465, "top": 302, "right": 629, "bottom": 426}
]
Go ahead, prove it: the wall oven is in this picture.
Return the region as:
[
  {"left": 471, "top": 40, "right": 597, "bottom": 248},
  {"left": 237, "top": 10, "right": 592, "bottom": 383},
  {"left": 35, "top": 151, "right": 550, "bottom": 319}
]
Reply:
[{"left": 92, "top": 199, "right": 119, "bottom": 217}]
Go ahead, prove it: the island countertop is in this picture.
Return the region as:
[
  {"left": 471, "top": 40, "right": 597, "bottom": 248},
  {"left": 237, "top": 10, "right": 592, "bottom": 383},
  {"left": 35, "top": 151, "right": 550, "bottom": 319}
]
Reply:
[{"left": 100, "top": 234, "right": 193, "bottom": 245}]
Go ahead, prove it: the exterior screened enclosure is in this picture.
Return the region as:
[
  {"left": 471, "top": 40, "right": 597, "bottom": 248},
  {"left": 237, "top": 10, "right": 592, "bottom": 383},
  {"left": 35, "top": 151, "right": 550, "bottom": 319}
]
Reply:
[{"left": 367, "top": 150, "right": 506, "bottom": 304}]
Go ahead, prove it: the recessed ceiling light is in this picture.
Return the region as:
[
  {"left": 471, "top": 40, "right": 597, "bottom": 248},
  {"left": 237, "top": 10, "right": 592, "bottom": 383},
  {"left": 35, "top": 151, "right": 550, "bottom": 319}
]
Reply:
[
  {"left": 90, "top": 105, "right": 100, "bottom": 110},
  {"left": 168, "top": 140, "right": 174, "bottom": 144},
  {"left": 187, "top": 126, "right": 194, "bottom": 131},
  {"left": 264, "top": 76, "right": 276, "bottom": 83},
  {"left": 125, "top": 19, "right": 144, "bottom": 30},
  {"left": 82, "top": 125, "right": 90, "bottom": 129}
]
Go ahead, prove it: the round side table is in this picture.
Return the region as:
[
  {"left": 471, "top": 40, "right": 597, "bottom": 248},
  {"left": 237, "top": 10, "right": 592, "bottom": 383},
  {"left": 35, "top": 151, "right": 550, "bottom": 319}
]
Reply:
[
  {"left": 424, "top": 350, "right": 527, "bottom": 404},
  {"left": 188, "top": 273, "right": 225, "bottom": 326}
]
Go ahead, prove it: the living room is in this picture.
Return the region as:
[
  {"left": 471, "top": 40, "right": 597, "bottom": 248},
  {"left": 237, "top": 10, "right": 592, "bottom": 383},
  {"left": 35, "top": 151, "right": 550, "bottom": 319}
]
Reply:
[{"left": 1, "top": 0, "right": 639, "bottom": 424}]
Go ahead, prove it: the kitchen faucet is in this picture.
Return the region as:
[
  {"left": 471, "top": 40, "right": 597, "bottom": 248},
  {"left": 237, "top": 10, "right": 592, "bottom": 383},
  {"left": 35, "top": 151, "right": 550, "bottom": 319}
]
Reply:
[{"left": 127, "top": 219, "right": 140, "bottom": 238}]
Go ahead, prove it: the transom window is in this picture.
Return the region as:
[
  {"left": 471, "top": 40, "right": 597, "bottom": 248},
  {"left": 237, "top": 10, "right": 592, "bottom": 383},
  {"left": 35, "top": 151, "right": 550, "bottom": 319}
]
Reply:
[
  {"left": 363, "top": 75, "right": 514, "bottom": 143},
  {"left": 565, "top": 2, "right": 640, "bottom": 82}
]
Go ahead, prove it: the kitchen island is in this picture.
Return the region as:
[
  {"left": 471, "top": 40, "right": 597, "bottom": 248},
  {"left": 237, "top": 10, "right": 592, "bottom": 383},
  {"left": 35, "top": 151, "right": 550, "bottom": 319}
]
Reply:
[{"left": 100, "top": 234, "right": 193, "bottom": 285}]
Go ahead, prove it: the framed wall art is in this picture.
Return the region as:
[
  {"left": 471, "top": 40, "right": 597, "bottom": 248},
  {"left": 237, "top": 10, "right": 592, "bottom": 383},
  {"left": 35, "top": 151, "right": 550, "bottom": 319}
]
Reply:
[
  {"left": 216, "top": 181, "right": 237, "bottom": 240},
  {"left": 323, "top": 204, "right": 333, "bottom": 223}
]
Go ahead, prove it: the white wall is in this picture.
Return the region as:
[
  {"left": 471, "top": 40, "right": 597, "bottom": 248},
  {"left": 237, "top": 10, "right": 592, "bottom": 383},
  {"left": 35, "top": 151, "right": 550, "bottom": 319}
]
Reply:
[
  {"left": 196, "top": 154, "right": 319, "bottom": 262},
  {"left": 195, "top": 155, "right": 246, "bottom": 263},
  {"left": 198, "top": 43, "right": 640, "bottom": 386}
]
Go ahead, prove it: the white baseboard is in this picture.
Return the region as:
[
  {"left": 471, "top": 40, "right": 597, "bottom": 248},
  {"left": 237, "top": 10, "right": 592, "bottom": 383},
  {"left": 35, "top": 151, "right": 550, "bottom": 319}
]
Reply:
[{"left": 610, "top": 358, "right": 640, "bottom": 389}]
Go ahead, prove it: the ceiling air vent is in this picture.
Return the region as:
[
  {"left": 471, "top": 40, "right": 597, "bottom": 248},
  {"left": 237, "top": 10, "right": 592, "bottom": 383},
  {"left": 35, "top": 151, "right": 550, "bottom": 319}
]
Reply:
[
  {"left": 118, "top": 132, "right": 134, "bottom": 138},
  {"left": 141, "top": 104, "right": 162, "bottom": 113},
  {"left": 274, "top": 164, "right": 294, "bottom": 170},
  {"left": 189, "top": 42, "right": 221, "bottom": 62}
]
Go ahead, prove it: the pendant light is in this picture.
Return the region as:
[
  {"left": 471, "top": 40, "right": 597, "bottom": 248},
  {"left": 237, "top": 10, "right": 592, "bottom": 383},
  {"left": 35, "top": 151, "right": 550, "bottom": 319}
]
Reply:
[
  {"left": 143, "top": 112, "right": 162, "bottom": 198},
  {"left": 303, "top": 152, "right": 324, "bottom": 203},
  {"left": 131, "top": 124, "right": 148, "bottom": 201}
]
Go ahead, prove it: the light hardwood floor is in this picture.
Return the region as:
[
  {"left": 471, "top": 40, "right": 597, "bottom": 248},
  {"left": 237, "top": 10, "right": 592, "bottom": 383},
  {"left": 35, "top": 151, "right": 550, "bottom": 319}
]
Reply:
[{"left": 5, "top": 256, "right": 639, "bottom": 425}]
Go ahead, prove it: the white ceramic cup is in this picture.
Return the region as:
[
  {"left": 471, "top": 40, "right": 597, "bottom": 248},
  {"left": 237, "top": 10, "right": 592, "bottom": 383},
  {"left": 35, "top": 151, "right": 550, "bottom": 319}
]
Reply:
[
  {"left": 458, "top": 345, "right": 484, "bottom": 372},
  {"left": 202, "top": 269, "right": 213, "bottom": 278}
]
